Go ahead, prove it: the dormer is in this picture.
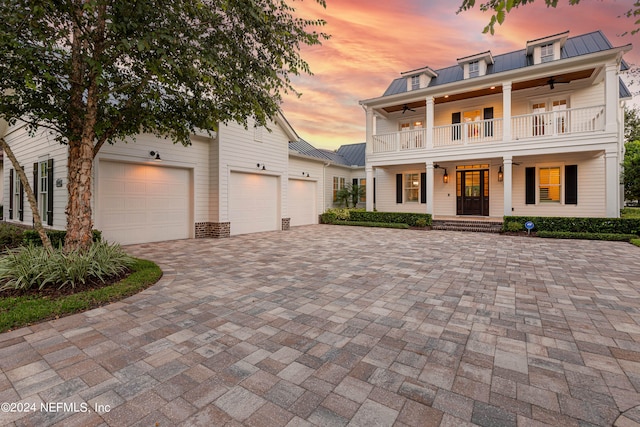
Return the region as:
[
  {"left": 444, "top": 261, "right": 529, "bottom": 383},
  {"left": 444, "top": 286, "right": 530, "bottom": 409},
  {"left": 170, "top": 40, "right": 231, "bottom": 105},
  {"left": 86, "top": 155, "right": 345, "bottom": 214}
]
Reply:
[
  {"left": 526, "top": 31, "right": 569, "bottom": 65},
  {"left": 401, "top": 66, "right": 438, "bottom": 91},
  {"left": 457, "top": 51, "right": 493, "bottom": 79}
]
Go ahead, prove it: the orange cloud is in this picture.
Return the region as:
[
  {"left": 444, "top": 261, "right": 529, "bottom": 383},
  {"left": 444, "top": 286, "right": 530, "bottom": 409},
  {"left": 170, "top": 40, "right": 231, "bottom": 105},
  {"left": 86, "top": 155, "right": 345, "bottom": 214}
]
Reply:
[{"left": 283, "top": 0, "right": 639, "bottom": 150}]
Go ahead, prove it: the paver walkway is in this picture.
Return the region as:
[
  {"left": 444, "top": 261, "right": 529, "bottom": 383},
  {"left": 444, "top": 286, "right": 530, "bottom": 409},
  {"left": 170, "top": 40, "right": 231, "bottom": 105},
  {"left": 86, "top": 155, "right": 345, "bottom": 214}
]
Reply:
[{"left": 2, "top": 225, "right": 640, "bottom": 426}]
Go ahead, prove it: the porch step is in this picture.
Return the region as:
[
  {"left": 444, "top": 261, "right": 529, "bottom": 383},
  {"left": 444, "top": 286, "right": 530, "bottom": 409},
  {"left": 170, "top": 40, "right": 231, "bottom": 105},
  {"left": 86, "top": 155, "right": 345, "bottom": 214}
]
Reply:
[{"left": 431, "top": 219, "right": 503, "bottom": 233}]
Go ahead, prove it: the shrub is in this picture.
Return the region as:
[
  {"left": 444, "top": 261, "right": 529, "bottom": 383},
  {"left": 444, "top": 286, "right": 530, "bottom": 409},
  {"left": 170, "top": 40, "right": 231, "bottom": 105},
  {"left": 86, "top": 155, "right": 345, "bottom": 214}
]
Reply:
[
  {"left": 0, "top": 241, "right": 134, "bottom": 291},
  {"left": 348, "top": 211, "right": 431, "bottom": 227},
  {"left": 320, "top": 208, "right": 364, "bottom": 224},
  {"left": 503, "top": 216, "right": 640, "bottom": 235},
  {"left": 631, "top": 238, "right": 640, "bottom": 247},
  {"left": 0, "top": 223, "right": 26, "bottom": 251},
  {"left": 22, "top": 229, "right": 102, "bottom": 247},
  {"left": 504, "top": 221, "right": 524, "bottom": 232},
  {"left": 622, "top": 208, "right": 640, "bottom": 218},
  {"left": 333, "top": 221, "right": 409, "bottom": 229},
  {"left": 414, "top": 218, "right": 428, "bottom": 228},
  {"left": 537, "top": 231, "right": 638, "bottom": 241}
]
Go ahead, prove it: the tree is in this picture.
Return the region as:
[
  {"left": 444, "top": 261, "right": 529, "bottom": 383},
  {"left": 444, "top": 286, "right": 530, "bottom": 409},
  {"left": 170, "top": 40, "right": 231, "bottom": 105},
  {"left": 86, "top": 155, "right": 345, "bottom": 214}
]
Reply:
[
  {"left": 0, "top": 0, "right": 327, "bottom": 250},
  {"left": 457, "top": 1, "right": 640, "bottom": 35},
  {"left": 625, "top": 107, "right": 640, "bottom": 143},
  {"left": 624, "top": 140, "right": 640, "bottom": 205}
]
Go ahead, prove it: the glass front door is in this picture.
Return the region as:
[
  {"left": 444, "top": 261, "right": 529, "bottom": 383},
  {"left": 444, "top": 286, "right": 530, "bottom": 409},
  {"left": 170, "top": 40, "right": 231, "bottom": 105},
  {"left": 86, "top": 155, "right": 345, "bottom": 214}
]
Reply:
[{"left": 456, "top": 169, "right": 489, "bottom": 215}]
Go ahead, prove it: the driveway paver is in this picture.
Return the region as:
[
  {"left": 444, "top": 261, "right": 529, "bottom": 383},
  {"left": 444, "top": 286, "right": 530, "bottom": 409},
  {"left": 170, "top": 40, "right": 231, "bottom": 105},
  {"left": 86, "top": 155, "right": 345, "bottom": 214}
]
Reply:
[{"left": 2, "top": 225, "right": 640, "bottom": 426}]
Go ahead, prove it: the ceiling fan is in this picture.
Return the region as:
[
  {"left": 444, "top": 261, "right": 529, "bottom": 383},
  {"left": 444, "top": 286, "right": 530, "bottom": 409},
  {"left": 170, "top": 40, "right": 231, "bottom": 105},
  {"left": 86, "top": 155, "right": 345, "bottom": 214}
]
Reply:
[
  {"left": 401, "top": 104, "right": 416, "bottom": 114},
  {"left": 546, "top": 76, "right": 570, "bottom": 90}
]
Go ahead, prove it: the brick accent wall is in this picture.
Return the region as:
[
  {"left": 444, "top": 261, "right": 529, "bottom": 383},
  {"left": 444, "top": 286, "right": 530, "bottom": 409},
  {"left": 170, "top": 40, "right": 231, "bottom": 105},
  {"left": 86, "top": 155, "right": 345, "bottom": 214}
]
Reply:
[
  {"left": 282, "top": 218, "right": 291, "bottom": 231},
  {"left": 195, "top": 222, "right": 231, "bottom": 238}
]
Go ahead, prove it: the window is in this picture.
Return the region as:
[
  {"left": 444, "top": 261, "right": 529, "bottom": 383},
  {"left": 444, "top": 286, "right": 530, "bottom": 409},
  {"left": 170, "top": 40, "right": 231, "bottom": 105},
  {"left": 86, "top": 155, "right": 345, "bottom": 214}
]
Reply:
[
  {"left": 553, "top": 99, "right": 568, "bottom": 134},
  {"left": 532, "top": 102, "right": 546, "bottom": 136},
  {"left": 13, "top": 169, "right": 22, "bottom": 221},
  {"left": 332, "top": 176, "right": 345, "bottom": 202},
  {"left": 411, "top": 75, "right": 420, "bottom": 90},
  {"left": 468, "top": 61, "right": 479, "bottom": 78},
  {"left": 404, "top": 173, "right": 419, "bottom": 202},
  {"left": 539, "top": 167, "right": 561, "bottom": 202},
  {"left": 38, "top": 161, "right": 49, "bottom": 223},
  {"left": 359, "top": 178, "right": 366, "bottom": 203},
  {"left": 541, "top": 44, "right": 554, "bottom": 63}
]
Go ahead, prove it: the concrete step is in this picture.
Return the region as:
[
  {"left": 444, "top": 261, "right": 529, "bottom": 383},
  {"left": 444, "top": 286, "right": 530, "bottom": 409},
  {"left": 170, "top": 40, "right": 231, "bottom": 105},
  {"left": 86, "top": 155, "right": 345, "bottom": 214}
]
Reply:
[{"left": 431, "top": 220, "right": 503, "bottom": 233}]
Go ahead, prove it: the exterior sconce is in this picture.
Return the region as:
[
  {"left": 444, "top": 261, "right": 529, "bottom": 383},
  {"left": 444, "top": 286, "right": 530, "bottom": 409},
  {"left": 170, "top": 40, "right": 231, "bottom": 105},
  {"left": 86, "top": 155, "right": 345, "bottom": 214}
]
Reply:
[
  {"left": 257, "top": 163, "right": 266, "bottom": 170},
  {"left": 149, "top": 151, "right": 161, "bottom": 161},
  {"left": 498, "top": 166, "right": 504, "bottom": 182},
  {"left": 302, "top": 172, "right": 309, "bottom": 177},
  {"left": 443, "top": 168, "right": 449, "bottom": 184}
]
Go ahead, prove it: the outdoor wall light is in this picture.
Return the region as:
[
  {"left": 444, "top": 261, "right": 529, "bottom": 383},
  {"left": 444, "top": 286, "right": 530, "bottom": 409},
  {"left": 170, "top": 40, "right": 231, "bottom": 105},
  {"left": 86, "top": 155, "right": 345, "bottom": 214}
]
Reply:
[
  {"left": 302, "top": 172, "right": 309, "bottom": 177},
  {"left": 257, "top": 163, "right": 266, "bottom": 170},
  {"left": 149, "top": 151, "right": 161, "bottom": 161},
  {"left": 443, "top": 168, "right": 449, "bottom": 184},
  {"left": 498, "top": 166, "right": 504, "bottom": 182}
]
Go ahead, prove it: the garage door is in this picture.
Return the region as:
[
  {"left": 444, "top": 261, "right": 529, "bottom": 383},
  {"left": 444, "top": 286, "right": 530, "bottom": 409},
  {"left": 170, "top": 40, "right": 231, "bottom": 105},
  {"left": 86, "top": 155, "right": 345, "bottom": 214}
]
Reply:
[
  {"left": 229, "top": 172, "right": 278, "bottom": 235},
  {"left": 98, "top": 161, "right": 190, "bottom": 245},
  {"left": 288, "top": 179, "right": 316, "bottom": 227}
]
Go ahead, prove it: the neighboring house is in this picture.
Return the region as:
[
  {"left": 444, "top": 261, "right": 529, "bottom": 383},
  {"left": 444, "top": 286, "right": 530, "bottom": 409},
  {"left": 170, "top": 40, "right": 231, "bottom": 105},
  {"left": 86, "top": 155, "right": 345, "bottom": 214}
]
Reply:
[
  {"left": 289, "top": 140, "right": 366, "bottom": 209},
  {"left": 1, "top": 112, "right": 335, "bottom": 245},
  {"left": 360, "top": 30, "right": 632, "bottom": 218}
]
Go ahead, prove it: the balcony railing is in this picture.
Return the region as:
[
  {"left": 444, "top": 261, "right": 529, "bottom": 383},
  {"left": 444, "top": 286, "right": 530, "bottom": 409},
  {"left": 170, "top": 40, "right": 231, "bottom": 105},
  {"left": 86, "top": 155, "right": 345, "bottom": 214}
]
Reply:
[{"left": 371, "top": 105, "right": 605, "bottom": 153}]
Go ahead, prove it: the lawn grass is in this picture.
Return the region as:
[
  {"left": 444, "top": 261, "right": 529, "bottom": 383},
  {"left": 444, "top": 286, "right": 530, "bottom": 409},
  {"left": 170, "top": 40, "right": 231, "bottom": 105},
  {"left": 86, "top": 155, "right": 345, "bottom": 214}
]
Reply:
[
  {"left": 622, "top": 207, "right": 640, "bottom": 218},
  {"left": 0, "top": 258, "right": 162, "bottom": 333}
]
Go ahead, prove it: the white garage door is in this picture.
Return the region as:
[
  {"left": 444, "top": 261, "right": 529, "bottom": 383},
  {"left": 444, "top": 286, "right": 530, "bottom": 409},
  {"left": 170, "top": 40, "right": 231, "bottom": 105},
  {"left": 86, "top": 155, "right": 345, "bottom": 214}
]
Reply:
[
  {"left": 229, "top": 172, "right": 278, "bottom": 235},
  {"left": 288, "top": 179, "right": 316, "bottom": 227},
  {"left": 98, "top": 161, "right": 191, "bottom": 245}
]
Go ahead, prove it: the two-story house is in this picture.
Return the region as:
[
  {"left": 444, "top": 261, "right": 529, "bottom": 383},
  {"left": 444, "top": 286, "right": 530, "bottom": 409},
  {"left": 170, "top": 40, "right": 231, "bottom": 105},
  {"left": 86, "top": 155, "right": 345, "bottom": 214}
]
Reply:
[{"left": 360, "top": 31, "right": 632, "bottom": 219}]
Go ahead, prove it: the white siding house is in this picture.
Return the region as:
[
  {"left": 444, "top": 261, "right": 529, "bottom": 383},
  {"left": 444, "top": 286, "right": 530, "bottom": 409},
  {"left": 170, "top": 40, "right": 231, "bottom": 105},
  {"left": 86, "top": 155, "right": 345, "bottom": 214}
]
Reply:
[
  {"left": 360, "top": 30, "right": 632, "bottom": 219},
  {"left": 1, "top": 112, "right": 333, "bottom": 245}
]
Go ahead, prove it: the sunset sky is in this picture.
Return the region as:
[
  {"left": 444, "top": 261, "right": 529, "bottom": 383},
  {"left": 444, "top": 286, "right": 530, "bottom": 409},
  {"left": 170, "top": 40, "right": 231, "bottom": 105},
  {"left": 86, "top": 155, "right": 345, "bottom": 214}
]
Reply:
[{"left": 280, "top": 0, "right": 639, "bottom": 150}]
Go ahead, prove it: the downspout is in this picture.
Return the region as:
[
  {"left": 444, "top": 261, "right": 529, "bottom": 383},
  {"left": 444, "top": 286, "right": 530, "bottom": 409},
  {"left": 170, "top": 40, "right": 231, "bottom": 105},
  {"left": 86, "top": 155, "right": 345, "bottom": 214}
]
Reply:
[{"left": 323, "top": 161, "right": 330, "bottom": 211}]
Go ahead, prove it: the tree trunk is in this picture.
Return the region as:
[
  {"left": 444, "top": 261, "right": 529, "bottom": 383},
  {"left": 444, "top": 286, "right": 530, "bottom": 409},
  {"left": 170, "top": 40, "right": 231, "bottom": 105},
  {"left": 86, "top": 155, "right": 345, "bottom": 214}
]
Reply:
[
  {"left": 0, "top": 137, "right": 53, "bottom": 251},
  {"left": 64, "top": 138, "right": 95, "bottom": 250}
]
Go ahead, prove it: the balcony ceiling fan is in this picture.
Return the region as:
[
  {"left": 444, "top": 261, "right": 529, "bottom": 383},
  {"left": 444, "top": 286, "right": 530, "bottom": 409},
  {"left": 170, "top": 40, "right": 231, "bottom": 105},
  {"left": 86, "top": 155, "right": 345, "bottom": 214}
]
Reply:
[
  {"left": 546, "top": 76, "right": 570, "bottom": 90},
  {"left": 402, "top": 104, "right": 416, "bottom": 114}
]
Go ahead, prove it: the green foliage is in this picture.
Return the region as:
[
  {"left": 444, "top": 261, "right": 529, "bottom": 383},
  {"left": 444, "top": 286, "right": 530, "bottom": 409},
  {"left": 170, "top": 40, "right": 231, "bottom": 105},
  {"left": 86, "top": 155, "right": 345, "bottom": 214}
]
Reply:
[
  {"left": 537, "top": 231, "right": 638, "bottom": 241},
  {"left": 457, "top": 1, "right": 640, "bottom": 36},
  {"left": 321, "top": 208, "right": 358, "bottom": 224},
  {"left": 0, "top": 241, "right": 134, "bottom": 291},
  {"left": 333, "top": 221, "right": 410, "bottom": 229},
  {"left": 414, "top": 218, "right": 428, "bottom": 228},
  {"left": 349, "top": 211, "right": 432, "bottom": 227},
  {"left": 622, "top": 208, "right": 640, "bottom": 218},
  {"left": 0, "top": 223, "right": 26, "bottom": 251},
  {"left": 631, "top": 238, "right": 640, "bottom": 247},
  {"left": 335, "top": 187, "right": 351, "bottom": 207},
  {"left": 624, "top": 140, "right": 640, "bottom": 204},
  {"left": 503, "top": 216, "right": 640, "bottom": 235},
  {"left": 0, "top": 258, "right": 162, "bottom": 332},
  {"left": 625, "top": 107, "right": 640, "bottom": 143},
  {"left": 504, "top": 221, "right": 524, "bottom": 232},
  {"left": 22, "top": 229, "right": 102, "bottom": 247}
]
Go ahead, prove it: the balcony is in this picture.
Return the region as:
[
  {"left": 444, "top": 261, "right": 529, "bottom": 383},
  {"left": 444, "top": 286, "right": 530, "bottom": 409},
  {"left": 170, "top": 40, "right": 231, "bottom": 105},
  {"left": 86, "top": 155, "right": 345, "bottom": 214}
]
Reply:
[{"left": 371, "top": 105, "right": 605, "bottom": 154}]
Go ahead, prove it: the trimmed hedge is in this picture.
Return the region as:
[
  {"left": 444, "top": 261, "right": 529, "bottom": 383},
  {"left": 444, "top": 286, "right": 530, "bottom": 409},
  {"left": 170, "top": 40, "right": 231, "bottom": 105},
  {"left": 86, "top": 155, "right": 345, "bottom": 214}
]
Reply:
[
  {"left": 348, "top": 211, "right": 432, "bottom": 227},
  {"left": 22, "top": 229, "right": 102, "bottom": 247},
  {"left": 537, "top": 231, "right": 638, "bottom": 241},
  {"left": 631, "top": 239, "right": 640, "bottom": 247},
  {"left": 503, "top": 216, "right": 640, "bottom": 235},
  {"left": 332, "top": 221, "right": 410, "bottom": 229}
]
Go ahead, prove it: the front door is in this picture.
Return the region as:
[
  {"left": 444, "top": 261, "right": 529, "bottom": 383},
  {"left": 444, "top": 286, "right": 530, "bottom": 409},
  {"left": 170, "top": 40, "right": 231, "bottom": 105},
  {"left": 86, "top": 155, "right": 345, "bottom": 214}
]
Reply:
[{"left": 456, "top": 169, "right": 489, "bottom": 216}]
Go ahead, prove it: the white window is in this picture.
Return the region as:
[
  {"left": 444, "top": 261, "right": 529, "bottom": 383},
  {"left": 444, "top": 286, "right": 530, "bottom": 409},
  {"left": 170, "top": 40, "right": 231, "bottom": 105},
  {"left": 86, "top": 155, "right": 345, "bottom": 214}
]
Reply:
[
  {"left": 404, "top": 173, "right": 419, "bottom": 202},
  {"left": 553, "top": 99, "right": 568, "bottom": 134},
  {"left": 411, "top": 75, "right": 420, "bottom": 90},
  {"left": 541, "top": 44, "right": 554, "bottom": 63},
  {"left": 13, "top": 169, "right": 21, "bottom": 221},
  {"left": 359, "top": 178, "right": 366, "bottom": 203},
  {"left": 333, "top": 176, "right": 345, "bottom": 202},
  {"left": 38, "top": 161, "right": 49, "bottom": 223},
  {"left": 539, "top": 167, "right": 561, "bottom": 202},
  {"left": 468, "top": 61, "right": 479, "bottom": 78}
]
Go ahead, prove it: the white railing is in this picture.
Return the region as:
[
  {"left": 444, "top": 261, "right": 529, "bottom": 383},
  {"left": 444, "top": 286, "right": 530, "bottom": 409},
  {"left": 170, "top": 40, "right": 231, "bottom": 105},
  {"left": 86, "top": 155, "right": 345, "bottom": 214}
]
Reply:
[
  {"left": 512, "top": 105, "right": 605, "bottom": 140},
  {"left": 370, "top": 105, "right": 606, "bottom": 154},
  {"left": 433, "top": 118, "right": 503, "bottom": 147},
  {"left": 372, "top": 129, "right": 426, "bottom": 153}
]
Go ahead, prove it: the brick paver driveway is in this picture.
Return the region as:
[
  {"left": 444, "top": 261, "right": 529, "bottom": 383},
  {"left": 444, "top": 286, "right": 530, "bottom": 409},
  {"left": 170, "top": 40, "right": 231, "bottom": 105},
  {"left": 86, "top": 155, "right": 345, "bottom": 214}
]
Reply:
[{"left": 2, "top": 225, "right": 640, "bottom": 426}]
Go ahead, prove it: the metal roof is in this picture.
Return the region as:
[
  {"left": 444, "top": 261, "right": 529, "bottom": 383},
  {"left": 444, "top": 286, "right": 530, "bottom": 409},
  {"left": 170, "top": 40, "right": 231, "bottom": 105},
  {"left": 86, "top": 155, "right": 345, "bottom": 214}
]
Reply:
[
  {"left": 336, "top": 143, "right": 366, "bottom": 167},
  {"left": 382, "top": 31, "right": 624, "bottom": 97},
  {"left": 289, "top": 140, "right": 365, "bottom": 167}
]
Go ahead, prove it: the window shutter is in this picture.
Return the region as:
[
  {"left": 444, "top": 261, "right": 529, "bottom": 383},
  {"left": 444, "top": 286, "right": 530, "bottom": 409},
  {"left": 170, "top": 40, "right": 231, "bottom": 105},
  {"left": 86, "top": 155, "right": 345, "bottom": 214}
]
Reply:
[
  {"left": 483, "top": 107, "right": 494, "bottom": 137},
  {"left": 452, "top": 112, "right": 461, "bottom": 141},
  {"left": 8, "top": 168, "right": 13, "bottom": 219},
  {"left": 47, "top": 159, "right": 54, "bottom": 225},
  {"left": 373, "top": 177, "right": 376, "bottom": 204},
  {"left": 565, "top": 165, "right": 577, "bottom": 205},
  {"left": 19, "top": 167, "right": 24, "bottom": 221},
  {"left": 420, "top": 173, "right": 427, "bottom": 204},
  {"left": 352, "top": 178, "right": 358, "bottom": 186},
  {"left": 33, "top": 163, "right": 39, "bottom": 201},
  {"left": 396, "top": 174, "right": 403, "bottom": 204},
  {"left": 525, "top": 167, "right": 536, "bottom": 205}
]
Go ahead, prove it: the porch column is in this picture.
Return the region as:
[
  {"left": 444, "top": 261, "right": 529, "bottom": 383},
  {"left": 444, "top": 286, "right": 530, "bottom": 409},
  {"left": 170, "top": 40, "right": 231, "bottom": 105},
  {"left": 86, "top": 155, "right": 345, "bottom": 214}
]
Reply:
[
  {"left": 365, "top": 166, "right": 374, "bottom": 211},
  {"left": 605, "top": 150, "right": 620, "bottom": 217},
  {"left": 426, "top": 96, "right": 434, "bottom": 150},
  {"left": 502, "top": 81, "right": 512, "bottom": 142},
  {"left": 426, "top": 161, "right": 435, "bottom": 215},
  {"left": 503, "top": 156, "right": 513, "bottom": 216},
  {"left": 605, "top": 63, "right": 618, "bottom": 133},
  {"left": 365, "top": 106, "right": 374, "bottom": 155}
]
